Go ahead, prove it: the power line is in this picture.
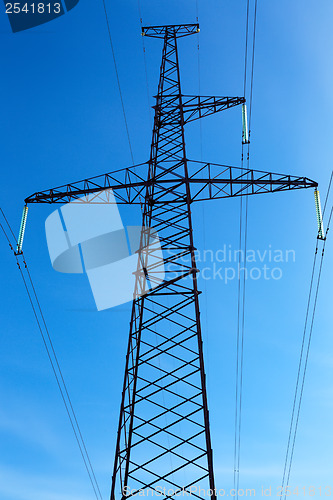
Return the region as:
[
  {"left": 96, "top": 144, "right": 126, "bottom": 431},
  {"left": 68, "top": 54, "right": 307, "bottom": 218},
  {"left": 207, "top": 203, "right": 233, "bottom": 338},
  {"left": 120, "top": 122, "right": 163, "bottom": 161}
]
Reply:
[
  {"left": 248, "top": 0, "right": 258, "bottom": 134},
  {"left": 137, "top": 0, "right": 152, "bottom": 127},
  {"left": 282, "top": 175, "right": 333, "bottom": 492},
  {"left": 0, "top": 209, "right": 103, "bottom": 500},
  {"left": 281, "top": 181, "right": 332, "bottom": 497},
  {"left": 280, "top": 241, "right": 318, "bottom": 495},
  {"left": 233, "top": 189, "right": 244, "bottom": 493},
  {"left": 282, "top": 236, "right": 329, "bottom": 497},
  {"left": 20, "top": 259, "right": 102, "bottom": 500},
  {"left": 322, "top": 169, "right": 333, "bottom": 217},
  {"left": 234, "top": 1, "right": 256, "bottom": 494},
  {"left": 195, "top": 0, "right": 203, "bottom": 161},
  {"left": 235, "top": 190, "right": 249, "bottom": 497},
  {"left": 284, "top": 243, "right": 326, "bottom": 494},
  {"left": 243, "top": 0, "right": 250, "bottom": 98},
  {"left": 0, "top": 207, "right": 16, "bottom": 240},
  {"left": 101, "top": 0, "right": 134, "bottom": 164}
]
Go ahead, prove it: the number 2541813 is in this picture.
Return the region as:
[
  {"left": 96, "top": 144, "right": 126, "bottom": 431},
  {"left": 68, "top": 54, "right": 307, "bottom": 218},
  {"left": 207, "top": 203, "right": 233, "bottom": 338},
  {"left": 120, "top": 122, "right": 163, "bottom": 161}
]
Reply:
[{"left": 5, "top": 3, "right": 61, "bottom": 14}]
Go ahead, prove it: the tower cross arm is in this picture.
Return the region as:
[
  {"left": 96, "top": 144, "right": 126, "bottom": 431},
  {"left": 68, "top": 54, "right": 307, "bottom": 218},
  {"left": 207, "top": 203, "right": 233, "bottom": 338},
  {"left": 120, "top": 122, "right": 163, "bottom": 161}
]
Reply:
[
  {"left": 23, "top": 161, "right": 318, "bottom": 206},
  {"left": 24, "top": 162, "right": 149, "bottom": 205},
  {"left": 181, "top": 95, "right": 246, "bottom": 124},
  {"left": 141, "top": 24, "right": 199, "bottom": 38},
  {"left": 187, "top": 161, "right": 318, "bottom": 202}
]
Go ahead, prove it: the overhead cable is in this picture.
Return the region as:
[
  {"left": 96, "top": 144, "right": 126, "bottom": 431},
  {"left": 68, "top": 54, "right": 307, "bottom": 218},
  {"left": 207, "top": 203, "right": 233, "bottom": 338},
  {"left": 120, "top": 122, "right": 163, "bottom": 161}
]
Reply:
[
  {"left": 281, "top": 178, "right": 332, "bottom": 497},
  {"left": 0, "top": 208, "right": 103, "bottom": 500},
  {"left": 101, "top": 0, "right": 135, "bottom": 164}
]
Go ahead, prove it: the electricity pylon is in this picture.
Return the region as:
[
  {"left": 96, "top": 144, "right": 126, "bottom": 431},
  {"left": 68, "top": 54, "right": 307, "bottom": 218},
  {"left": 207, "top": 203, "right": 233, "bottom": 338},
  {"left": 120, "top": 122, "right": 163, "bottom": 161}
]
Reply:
[{"left": 25, "top": 24, "right": 317, "bottom": 500}]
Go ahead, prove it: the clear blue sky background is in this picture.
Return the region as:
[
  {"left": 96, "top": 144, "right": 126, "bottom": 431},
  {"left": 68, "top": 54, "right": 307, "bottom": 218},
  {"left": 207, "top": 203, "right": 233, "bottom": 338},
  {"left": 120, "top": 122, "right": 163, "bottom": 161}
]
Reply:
[{"left": 0, "top": 1, "right": 332, "bottom": 499}]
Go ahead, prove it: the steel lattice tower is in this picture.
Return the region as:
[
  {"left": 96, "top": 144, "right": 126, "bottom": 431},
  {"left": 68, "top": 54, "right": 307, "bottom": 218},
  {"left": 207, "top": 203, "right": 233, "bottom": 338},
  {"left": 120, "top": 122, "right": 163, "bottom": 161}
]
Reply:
[
  {"left": 111, "top": 24, "right": 219, "bottom": 500},
  {"left": 24, "top": 23, "right": 318, "bottom": 500}
]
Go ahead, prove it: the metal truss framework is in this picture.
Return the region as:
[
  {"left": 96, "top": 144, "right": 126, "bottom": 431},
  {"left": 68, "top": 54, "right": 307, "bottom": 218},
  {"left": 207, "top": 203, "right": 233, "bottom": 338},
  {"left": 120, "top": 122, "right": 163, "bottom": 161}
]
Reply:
[
  {"left": 25, "top": 23, "right": 317, "bottom": 500},
  {"left": 25, "top": 161, "right": 317, "bottom": 206}
]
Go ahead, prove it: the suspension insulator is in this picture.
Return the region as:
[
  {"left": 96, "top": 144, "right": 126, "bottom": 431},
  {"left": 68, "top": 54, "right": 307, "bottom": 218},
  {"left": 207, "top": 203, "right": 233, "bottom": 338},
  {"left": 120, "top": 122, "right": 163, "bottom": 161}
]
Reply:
[
  {"left": 242, "top": 103, "right": 250, "bottom": 144},
  {"left": 314, "top": 189, "right": 325, "bottom": 240},
  {"left": 17, "top": 205, "right": 28, "bottom": 254}
]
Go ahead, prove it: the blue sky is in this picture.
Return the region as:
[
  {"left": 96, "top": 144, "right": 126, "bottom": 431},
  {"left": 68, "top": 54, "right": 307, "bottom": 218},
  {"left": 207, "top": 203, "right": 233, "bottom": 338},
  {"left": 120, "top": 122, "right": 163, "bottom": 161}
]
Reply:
[{"left": 0, "top": 1, "right": 332, "bottom": 499}]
